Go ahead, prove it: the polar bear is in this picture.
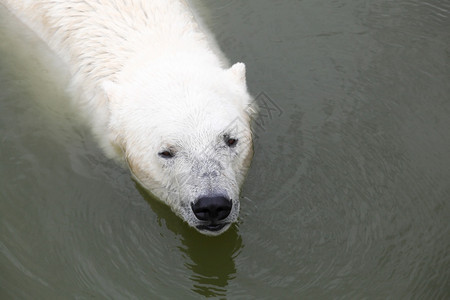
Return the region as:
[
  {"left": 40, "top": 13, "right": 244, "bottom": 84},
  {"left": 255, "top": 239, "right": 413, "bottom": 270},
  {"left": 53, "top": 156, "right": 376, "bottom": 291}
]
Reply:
[{"left": 2, "top": 0, "right": 255, "bottom": 236}]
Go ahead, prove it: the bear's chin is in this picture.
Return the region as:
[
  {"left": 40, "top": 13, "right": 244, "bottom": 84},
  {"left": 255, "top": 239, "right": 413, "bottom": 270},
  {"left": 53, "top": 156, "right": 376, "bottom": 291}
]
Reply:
[{"left": 195, "top": 223, "right": 232, "bottom": 236}]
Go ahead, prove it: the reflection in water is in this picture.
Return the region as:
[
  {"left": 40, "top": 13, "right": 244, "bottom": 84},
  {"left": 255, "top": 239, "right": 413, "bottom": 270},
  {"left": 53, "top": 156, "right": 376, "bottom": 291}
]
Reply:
[
  {"left": 1, "top": 0, "right": 449, "bottom": 298},
  {"left": 136, "top": 184, "right": 242, "bottom": 298},
  {"left": 181, "top": 228, "right": 241, "bottom": 297}
]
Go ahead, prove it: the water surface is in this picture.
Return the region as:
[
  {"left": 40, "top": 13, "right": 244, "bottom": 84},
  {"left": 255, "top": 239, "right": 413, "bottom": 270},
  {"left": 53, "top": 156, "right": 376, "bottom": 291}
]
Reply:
[{"left": 1, "top": 0, "right": 449, "bottom": 298}]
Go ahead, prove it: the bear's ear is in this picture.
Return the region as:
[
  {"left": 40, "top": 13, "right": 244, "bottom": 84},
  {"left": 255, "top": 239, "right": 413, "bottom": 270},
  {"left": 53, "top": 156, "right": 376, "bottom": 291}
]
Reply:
[
  {"left": 229, "top": 62, "right": 246, "bottom": 85},
  {"left": 101, "top": 80, "right": 125, "bottom": 149},
  {"left": 102, "top": 80, "right": 125, "bottom": 109},
  {"left": 102, "top": 80, "right": 118, "bottom": 101}
]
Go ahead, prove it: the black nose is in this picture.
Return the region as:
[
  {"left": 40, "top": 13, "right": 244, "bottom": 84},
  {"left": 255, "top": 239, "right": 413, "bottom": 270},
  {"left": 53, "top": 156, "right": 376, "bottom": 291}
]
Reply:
[{"left": 192, "top": 196, "right": 232, "bottom": 222}]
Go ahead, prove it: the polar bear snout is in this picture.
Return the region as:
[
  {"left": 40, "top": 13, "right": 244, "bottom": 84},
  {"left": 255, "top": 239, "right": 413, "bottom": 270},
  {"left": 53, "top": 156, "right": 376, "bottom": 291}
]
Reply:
[{"left": 191, "top": 196, "right": 232, "bottom": 223}]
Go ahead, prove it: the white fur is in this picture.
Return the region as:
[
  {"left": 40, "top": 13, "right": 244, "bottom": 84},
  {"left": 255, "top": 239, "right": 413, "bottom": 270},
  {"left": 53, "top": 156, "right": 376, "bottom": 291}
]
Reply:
[{"left": 2, "top": 0, "right": 254, "bottom": 235}]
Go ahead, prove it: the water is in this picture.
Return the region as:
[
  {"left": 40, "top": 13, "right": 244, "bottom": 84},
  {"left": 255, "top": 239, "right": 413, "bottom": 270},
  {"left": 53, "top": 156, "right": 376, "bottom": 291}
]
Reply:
[{"left": 1, "top": 0, "right": 449, "bottom": 298}]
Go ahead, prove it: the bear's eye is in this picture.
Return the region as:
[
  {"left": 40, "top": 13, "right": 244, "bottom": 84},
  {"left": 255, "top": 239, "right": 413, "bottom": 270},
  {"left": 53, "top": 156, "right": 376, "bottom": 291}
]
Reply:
[
  {"left": 225, "top": 136, "right": 238, "bottom": 147},
  {"left": 158, "top": 150, "right": 174, "bottom": 159}
]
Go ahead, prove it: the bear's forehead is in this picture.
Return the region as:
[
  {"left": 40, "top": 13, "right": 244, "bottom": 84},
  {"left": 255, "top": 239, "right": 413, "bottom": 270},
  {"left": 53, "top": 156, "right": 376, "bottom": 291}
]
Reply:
[
  {"left": 142, "top": 96, "right": 243, "bottom": 127},
  {"left": 153, "top": 109, "right": 247, "bottom": 146},
  {"left": 162, "top": 115, "right": 241, "bottom": 138},
  {"left": 126, "top": 62, "right": 245, "bottom": 104}
]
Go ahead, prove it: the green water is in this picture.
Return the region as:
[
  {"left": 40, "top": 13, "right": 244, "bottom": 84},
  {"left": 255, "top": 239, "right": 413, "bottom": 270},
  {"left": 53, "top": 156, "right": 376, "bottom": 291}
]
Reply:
[{"left": 1, "top": 1, "right": 449, "bottom": 298}]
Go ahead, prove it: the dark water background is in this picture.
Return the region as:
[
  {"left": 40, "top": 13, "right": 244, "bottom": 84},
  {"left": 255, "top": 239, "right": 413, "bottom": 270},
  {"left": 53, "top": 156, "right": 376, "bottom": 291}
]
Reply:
[{"left": 1, "top": 0, "right": 449, "bottom": 298}]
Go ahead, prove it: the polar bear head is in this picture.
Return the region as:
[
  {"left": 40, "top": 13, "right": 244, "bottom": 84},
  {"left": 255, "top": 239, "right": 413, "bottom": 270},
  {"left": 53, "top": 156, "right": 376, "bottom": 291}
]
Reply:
[{"left": 104, "top": 58, "right": 255, "bottom": 236}]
